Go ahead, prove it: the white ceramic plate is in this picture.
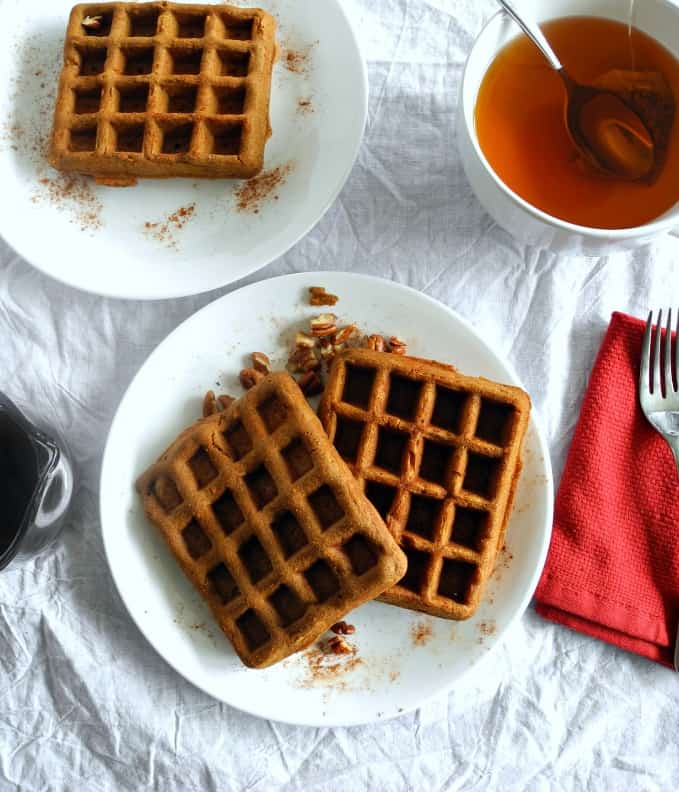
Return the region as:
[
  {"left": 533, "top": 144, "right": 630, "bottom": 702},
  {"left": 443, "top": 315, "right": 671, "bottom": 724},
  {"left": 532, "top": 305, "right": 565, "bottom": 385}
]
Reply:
[
  {"left": 0, "top": 0, "right": 367, "bottom": 299},
  {"left": 100, "top": 272, "right": 554, "bottom": 726}
]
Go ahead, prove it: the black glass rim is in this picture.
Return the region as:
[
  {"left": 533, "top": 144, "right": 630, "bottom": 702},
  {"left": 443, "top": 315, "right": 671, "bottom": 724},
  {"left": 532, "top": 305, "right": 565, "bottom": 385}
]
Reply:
[{"left": 0, "top": 394, "right": 60, "bottom": 570}]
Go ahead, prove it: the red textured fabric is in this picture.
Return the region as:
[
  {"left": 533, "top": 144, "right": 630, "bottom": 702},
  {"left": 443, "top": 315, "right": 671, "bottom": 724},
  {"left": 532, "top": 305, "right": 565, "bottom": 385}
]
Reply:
[{"left": 535, "top": 311, "right": 679, "bottom": 668}]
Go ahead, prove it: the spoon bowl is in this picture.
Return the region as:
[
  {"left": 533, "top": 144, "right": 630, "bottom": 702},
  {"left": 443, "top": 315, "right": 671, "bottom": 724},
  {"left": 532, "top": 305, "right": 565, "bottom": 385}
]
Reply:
[
  {"left": 563, "top": 71, "right": 656, "bottom": 179},
  {"left": 497, "top": 0, "right": 674, "bottom": 181}
]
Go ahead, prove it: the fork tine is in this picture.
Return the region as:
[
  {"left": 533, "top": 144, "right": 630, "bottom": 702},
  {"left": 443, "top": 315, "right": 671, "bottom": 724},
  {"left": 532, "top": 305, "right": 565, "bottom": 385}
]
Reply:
[
  {"left": 653, "top": 308, "right": 663, "bottom": 396},
  {"left": 665, "top": 308, "right": 674, "bottom": 394},
  {"left": 641, "top": 310, "right": 653, "bottom": 395}
]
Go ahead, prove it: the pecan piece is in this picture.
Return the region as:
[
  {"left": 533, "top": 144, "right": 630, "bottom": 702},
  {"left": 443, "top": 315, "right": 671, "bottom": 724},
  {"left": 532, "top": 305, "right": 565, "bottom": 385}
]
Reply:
[
  {"left": 293, "top": 330, "right": 315, "bottom": 348},
  {"left": 239, "top": 368, "right": 264, "bottom": 390},
  {"left": 330, "top": 621, "right": 356, "bottom": 636},
  {"left": 202, "top": 390, "right": 219, "bottom": 417},
  {"left": 288, "top": 345, "right": 320, "bottom": 373},
  {"left": 203, "top": 391, "right": 236, "bottom": 416},
  {"left": 251, "top": 351, "right": 271, "bottom": 374},
  {"left": 310, "top": 313, "right": 337, "bottom": 338},
  {"left": 218, "top": 394, "right": 236, "bottom": 411},
  {"left": 389, "top": 336, "right": 407, "bottom": 355},
  {"left": 318, "top": 338, "right": 335, "bottom": 361},
  {"left": 309, "top": 286, "right": 339, "bottom": 306},
  {"left": 297, "top": 371, "right": 323, "bottom": 396},
  {"left": 82, "top": 14, "right": 103, "bottom": 29},
  {"left": 366, "top": 334, "right": 386, "bottom": 352},
  {"left": 334, "top": 324, "right": 358, "bottom": 345},
  {"left": 328, "top": 636, "right": 353, "bottom": 655}
]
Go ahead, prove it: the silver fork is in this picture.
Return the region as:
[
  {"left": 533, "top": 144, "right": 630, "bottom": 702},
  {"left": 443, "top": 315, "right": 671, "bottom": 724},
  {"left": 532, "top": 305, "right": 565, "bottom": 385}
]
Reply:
[{"left": 639, "top": 308, "right": 679, "bottom": 671}]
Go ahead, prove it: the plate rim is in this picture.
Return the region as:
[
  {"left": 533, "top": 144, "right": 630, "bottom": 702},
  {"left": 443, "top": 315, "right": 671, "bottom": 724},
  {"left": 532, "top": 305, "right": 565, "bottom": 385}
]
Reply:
[
  {"left": 99, "top": 270, "right": 555, "bottom": 726},
  {"left": 0, "top": 0, "right": 369, "bottom": 301}
]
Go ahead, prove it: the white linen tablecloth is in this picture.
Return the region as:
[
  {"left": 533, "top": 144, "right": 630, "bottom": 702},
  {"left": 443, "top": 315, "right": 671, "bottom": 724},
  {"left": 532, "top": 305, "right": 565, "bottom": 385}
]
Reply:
[{"left": 2, "top": 0, "right": 679, "bottom": 788}]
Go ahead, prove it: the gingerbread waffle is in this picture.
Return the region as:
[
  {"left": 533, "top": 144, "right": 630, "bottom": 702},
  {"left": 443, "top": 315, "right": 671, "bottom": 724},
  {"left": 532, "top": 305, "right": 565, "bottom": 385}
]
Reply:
[
  {"left": 49, "top": 2, "right": 276, "bottom": 183},
  {"left": 318, "top": 349, "right": 530, "bottom": 620},
  {"left": 136, "top": 372, "right": 407, "bottom": 668}
]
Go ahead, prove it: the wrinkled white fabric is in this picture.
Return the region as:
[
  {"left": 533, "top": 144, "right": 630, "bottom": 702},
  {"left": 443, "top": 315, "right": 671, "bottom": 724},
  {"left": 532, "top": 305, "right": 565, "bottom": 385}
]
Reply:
[{"left": 2, "top": 0, "right": 679, "bottom": 789}]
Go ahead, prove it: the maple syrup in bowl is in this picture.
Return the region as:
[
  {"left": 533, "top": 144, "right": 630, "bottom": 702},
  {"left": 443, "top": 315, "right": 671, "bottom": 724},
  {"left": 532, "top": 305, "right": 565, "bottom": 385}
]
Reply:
[{"left": 457, "top": 0, "right": 679, "bottom": 253}]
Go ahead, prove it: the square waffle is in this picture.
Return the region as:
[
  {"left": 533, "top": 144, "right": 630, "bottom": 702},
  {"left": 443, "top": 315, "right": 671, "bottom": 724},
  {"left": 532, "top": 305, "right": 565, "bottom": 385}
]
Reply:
[
  {"left": 136, "top": 373, "right": 407, "bottom": 668},
  {"left": 49, "top": 2, "right": 276, "bottom": 183},
  {"left": 318, "top": 349, "right": 531, "bottom": 620}
]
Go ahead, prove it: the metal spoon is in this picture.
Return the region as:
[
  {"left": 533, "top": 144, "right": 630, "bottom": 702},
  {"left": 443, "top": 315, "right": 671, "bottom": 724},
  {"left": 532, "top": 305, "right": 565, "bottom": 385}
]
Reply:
[{"left": 496, "top": 0, "right": 666, "bottom": 181}]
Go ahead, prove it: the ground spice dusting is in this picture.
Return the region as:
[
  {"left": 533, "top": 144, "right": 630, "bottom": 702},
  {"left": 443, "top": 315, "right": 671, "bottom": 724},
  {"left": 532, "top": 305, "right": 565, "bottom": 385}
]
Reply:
[
  {"left": 492, "top": 544, "right": 514, "bottom": 583},
  {"left": 283, "top": 49, "right": 306, "bottom": 75},
  {"left": 143, "top": 202, "right": 196, "bottom": 248},
  {"left": 2, "top": 34, "right": 104, "bottom": 233},
  {"left": 295, "top": 639, "right": 362, "bottom": 690},
  {"left": 281, "top": 43, "right": 315, "bottom": 75},
  {"left": 500, "top": 544, "right": 514, "bottom": 569},
  {"left": 32, "top": 174, "right": 103, "bottom": 231},
  {"left": 234, "top": 163, "right": 292, "bottom": 213},
  {"left": 478, "top": 620, "right": 496, "bottom": 638},
  {"left": 297, "top": 98, "right": 314, "bottom": 115},
  {"left": 411, "top": 621, "right": 433, "bottom": 646}
]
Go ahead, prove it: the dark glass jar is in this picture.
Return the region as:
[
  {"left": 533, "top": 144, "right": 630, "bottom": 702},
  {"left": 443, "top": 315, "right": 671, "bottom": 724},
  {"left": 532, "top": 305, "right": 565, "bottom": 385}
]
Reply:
[{"left": 0, "top": 393, "right": 73, "bottom": 569}]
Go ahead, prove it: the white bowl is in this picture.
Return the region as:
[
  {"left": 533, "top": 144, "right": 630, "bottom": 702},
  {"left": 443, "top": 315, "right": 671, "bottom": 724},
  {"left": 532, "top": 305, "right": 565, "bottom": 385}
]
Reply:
[{"left": 457, "top": 0, "right": 679, "bottom": 255}]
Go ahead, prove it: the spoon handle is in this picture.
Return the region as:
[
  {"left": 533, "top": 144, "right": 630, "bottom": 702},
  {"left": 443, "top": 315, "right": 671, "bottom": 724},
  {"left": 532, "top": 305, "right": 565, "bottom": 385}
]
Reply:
[{"left": 495, "top": 0, "right": 563, "bottom": 71}]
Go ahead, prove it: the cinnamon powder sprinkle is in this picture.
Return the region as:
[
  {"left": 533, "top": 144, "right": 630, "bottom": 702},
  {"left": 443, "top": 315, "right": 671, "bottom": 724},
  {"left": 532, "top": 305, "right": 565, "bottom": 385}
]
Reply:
[
  {"left": 410, "top": 621, "right": 433, "bottom": 646},
  {"left": 235, "top": 163, "right": 292, "bottom": 214},
  {"left": 492, "top": 545, "right": 514, "bottom": 583},
  {"left": 282, "top": 45, "right": 313, "bottom": 75},
  {"left": 32, "top": 174, "right": 103, "bottom": 231},
  {"left": 297, "top": 98, "right": 314, "bottom": 115},
  {"left": 478, "top": 620, "right": 496, "bottom": 638},
  {"left": 294, "top": 638, "right": 362, "bottom": 690},
  {"left": 143, "top": 202, "right": 196, "bottom": 248}
]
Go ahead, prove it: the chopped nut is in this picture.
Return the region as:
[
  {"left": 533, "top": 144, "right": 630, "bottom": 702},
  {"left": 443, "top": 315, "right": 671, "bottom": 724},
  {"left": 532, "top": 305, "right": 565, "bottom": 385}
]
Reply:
[
  {"left": 366, "top": 334, "right": 386, "bottom": 352},
  {"left": 288, "top": 345, "right": 320, "bottom": 373},
  {"left": 318, "top": 338, "right": 335, "bottom": 361},
  {"left": 319, "top": 337, "right": 342, "bottom": 369},
  {"left": 389, "top": 336, "right": 407, "bottom": 355},
  {"left": 217, "top": 394, "right": 236, "bottom": 411},
  {"left": 202, "top": 390, "right": 218, "bottom": 417},
  {"left": 251, "top": 351, "right": 271, "bottom": 374},
  {"left": 203, "top": 390, "right": 236, "bottom": 416},
  {"left": 297, "top": 371, "right": 323, "bottom": 396},
  {"left": 310, "top": 313, "right": 337, "bottom": 338},
  {"left": 334, "top": 324, "right": 358, "bottom": 345},
  {"left": 239, "top": 368, "right": 264, "bottom": 390},
  {"left": 294, "top": 331, "right": 315, "bottom": 348},
  {"left": 328, "top": 636, "right": 353, "bottom": 655},
  {"left": 82, "top": 14, "right": 103, "bottom": 29},
  {"left": 309, "top": 286, "right": 339, "bottom": 306},
  {"left": 330, "top": 621, "right": 356, "bottom": 636}
]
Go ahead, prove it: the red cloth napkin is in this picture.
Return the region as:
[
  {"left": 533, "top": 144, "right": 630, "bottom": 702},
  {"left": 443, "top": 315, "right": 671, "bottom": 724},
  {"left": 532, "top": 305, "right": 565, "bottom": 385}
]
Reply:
[{"left": 535, "top": 311, "right": 679, "bottom": 668}]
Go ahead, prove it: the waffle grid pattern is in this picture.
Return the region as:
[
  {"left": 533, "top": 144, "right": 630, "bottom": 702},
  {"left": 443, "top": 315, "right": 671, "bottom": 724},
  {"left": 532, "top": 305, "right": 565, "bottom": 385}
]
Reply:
[
  {"left": 49, "top": 2, "right": 276, "bottom": 180},
  {"left": 318, "top": 349, "right": 530, "bottom": 619},
  {"left": 137, "top": 373, "right": 406, "bottom": 668}
]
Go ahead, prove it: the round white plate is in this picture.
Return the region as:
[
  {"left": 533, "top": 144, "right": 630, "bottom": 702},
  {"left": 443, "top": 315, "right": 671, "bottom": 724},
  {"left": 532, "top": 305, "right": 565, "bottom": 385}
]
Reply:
[
  {"left": 100, "top": 272, "right": 554, "bottom": 726},
  {"left": 0, "top": 0, "right": 367, "bottom": 299}
]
